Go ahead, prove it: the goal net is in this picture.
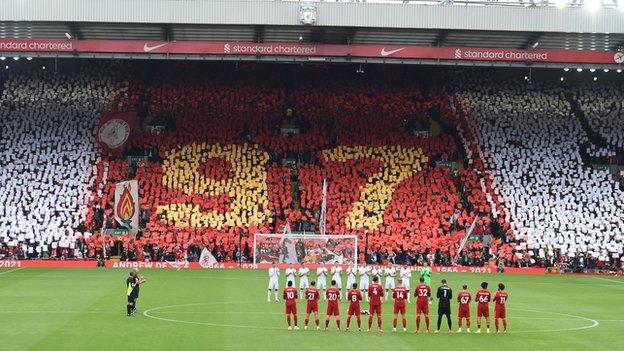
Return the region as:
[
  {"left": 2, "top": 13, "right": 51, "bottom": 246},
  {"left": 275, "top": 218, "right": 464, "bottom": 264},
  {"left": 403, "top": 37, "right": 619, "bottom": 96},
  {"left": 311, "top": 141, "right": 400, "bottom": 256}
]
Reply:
[{"left": 253, "top": 234, "right": 358, "bottom": 265}]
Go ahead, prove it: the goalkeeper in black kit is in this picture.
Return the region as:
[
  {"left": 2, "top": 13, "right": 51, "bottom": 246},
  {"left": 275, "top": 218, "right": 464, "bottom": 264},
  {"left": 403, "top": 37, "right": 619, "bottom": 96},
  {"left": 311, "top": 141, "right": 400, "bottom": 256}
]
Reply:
[{"left": 435, "top": 279, "right": 453, "bottom": 333}]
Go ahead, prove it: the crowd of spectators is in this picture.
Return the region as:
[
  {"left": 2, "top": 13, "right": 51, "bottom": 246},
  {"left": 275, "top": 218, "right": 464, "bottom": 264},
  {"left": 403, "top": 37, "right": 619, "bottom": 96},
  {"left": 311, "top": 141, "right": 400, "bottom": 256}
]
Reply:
[
  {"left": 455, "top": 74, "right": 624, "bottom": 269},
  {"left": 1, "top": 63, "right": 623, "bottom": 273}
]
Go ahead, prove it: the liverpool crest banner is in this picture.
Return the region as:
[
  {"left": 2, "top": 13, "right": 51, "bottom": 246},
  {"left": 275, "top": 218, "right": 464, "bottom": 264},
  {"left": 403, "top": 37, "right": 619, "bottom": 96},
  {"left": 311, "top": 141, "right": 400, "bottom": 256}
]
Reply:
[
  {"left": 114, "top": 180, "right": 139, "bottom": 236},
  {"left": 97, "top": 111, "right": 136, "bottom": 156}
]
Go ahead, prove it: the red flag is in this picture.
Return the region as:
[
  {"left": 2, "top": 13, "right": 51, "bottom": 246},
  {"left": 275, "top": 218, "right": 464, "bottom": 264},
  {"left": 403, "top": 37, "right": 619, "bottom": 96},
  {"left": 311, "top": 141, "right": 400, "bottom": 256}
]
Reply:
[{"left": 97, "top": 111, "right": 136, "bottom": 155}]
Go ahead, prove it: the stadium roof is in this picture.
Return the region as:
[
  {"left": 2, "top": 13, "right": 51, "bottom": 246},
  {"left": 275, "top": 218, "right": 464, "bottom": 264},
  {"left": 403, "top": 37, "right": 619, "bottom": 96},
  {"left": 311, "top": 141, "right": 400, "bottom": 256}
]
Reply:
[
  {"left": 2, "top": 0, "right": 623, "bottom": 34},
  {"left": 1, "top": 22, "right": 623, "bottom": 52}
]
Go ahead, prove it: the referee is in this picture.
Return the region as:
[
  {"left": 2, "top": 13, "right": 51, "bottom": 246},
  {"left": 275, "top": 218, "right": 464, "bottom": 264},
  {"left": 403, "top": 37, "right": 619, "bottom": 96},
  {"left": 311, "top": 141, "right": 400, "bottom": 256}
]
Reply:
[
  {"left": 126, "top": 268, "right": 146, "bottom": 316},
  {"left": 435, "top": 279, "right": 452, "bottom": 333}
]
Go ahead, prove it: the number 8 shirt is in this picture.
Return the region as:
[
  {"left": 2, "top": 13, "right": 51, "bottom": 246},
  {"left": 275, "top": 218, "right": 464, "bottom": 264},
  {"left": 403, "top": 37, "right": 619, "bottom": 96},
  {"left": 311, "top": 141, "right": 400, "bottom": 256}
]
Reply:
[{"left": 347, "top": 288, "right": 362, "bottom": 316}]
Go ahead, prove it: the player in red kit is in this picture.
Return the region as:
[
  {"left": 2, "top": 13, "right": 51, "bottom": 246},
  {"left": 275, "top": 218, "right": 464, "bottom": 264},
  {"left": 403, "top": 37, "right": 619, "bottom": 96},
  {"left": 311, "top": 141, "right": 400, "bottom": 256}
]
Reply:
[
  {"left": 457, "top": 284, "right": 472, "bottom": 333},
  {"left": 474, "top": 281, "right": 491, "bottom": 333},
  {"left": 392, "top": 279, "right": 408, "bottom": 333},
  {"left": 494, "top": 283, "right": 509, "bottom": 333},
  {"left": 367, "top": 276, "right": 384, "bottom": 332},
  {"left": 304, "top": 281, "right": 320, "bottom": 330},
  {"left": 346, "top": 283, "right": 362, "bottom": 331},
  {"left": 283, "top": 281, "right": 299, "bottom": 330},
  {"left": 325, "top": 280, "right": 341, "bottom": 331},
  {"left": 414, "top": 277, "right": 431, "bottom": 333}
]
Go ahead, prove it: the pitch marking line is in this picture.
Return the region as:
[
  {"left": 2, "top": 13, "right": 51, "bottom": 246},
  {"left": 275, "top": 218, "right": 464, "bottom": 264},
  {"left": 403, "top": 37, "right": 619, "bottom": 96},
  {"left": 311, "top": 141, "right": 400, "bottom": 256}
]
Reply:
[
  {"left": 143, "top": 302, "right": 283, "bottom": 330},
  {"left": 507, "top": 308, "right": 599, "bottom": 333},
  {"left": 0, "top": 267, "right": 25, "bottom": 275},
  {"left": 143, "top": 302, "right": 600, "bottom": 333},
  {"left": 596, "top": 319, "right": 624, "bottom": 322},
  {"left": 591, "top": 276, "right": 624, "bottom": 285}
]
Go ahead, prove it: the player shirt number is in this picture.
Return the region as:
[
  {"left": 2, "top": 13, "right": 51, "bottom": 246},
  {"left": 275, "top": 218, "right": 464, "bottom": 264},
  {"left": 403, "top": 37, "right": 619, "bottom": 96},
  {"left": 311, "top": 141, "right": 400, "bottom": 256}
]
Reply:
[
  {"left": 498, "top": 296, "right": 506, "bottom": 304},
  {"left": 328, "top": 293, "right": 338, "bottom": 301},
  {"left": 351, "top": 295, "right": 358, "bottom": 302},
  {"left": 308, "top": 293, "right": 316, "bottom": 300},
  {"left": 418, "top": 289, "right": 428, "bottom": 297},
  {"left": 287, "top": 291, "right": 295, "bottom": 299},
  {"left": 460, "top": 296, "right": 469, "bottom": 304},
  {"left": 372, "top": 288, "right": 378, "bottom": 295},
  {"left": 396, "top": 291, "right": 405, "bottom": 299},
  {"left": 479, "top": 295, "right": 489, "bottom": 303}
]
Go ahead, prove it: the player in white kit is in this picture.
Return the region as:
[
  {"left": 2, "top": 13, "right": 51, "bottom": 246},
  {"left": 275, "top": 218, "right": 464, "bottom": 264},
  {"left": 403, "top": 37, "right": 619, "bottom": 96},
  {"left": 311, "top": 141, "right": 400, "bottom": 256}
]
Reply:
[
  {"left": 330, "top": 261, "right": 344, "bottom": 299},
  {"left": 298, "top": 263, "right": 310, "bottom": 299},
  {"left": 285, "top": 263, "right": 296, "bottom": 287},
  {"left": 384, "top": 265, "right": 396, "bottom": 301},
  {"left": 358, "top": 265, "right": 371, "bottom": 301},
  {"left": 370, "top": 266, "right": 382, "bottom": 284},
  {"left": 400, "top": 265, "right": 412, "bottom": 303},
  {"left": 316, "top": 264, "right": 328, "bottom": 300},
  {"left": 346, "top": 265, "right": 357, "bottom": 292},
  {"left": 267, "top": 262, "right": 280, "bottom": 302}
]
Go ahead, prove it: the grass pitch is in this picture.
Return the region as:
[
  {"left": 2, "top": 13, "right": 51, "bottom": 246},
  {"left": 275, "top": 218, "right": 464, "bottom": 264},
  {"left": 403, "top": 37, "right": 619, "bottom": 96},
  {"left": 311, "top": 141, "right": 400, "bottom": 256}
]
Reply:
[{"left": 0, "top": 267, "right": 622, "bottom": 351}]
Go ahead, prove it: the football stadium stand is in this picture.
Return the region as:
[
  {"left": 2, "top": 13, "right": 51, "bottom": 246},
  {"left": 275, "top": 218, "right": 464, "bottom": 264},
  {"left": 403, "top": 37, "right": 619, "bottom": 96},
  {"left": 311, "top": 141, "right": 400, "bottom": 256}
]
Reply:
[
  {"left": 454, "top": 74, "right": 624, "bottom": 269},
  {"left": 0, "top": 63, "right": 622, "bottom": 271}
]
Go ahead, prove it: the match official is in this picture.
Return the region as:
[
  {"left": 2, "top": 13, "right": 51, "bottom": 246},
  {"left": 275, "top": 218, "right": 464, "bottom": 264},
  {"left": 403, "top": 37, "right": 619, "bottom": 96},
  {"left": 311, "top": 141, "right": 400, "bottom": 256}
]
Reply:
[
  {"left": 126, "top": 268, "right": 146, "bottom": 316},
  {"left": 435, "top": 279, "right": 452, "bottom": 333}
]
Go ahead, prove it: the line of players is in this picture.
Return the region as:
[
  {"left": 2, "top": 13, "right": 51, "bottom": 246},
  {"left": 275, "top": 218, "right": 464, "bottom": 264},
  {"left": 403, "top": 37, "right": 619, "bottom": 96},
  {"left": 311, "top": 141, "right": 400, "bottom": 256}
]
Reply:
[
  {"left": 271, "top": 263, "right": 509, "bottom": 334},
  {"left": 268, "top": 262, "right": 428, "bottom": 303}
]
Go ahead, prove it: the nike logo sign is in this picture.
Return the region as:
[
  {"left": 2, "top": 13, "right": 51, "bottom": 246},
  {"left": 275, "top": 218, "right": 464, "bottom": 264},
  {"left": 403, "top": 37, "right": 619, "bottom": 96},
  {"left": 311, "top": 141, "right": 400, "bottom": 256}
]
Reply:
[
  {"left": 143, "top": 43, "right": 167, "bottom": 52},
  {"left": 380, "top": 47, "right": 406, "bottom": 57}
]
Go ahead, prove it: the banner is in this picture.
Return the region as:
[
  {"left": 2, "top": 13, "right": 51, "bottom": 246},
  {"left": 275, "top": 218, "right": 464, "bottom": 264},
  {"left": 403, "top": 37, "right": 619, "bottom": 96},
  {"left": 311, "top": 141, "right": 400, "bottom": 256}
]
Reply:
[
  {"left": 97, "top": 111, "right": 135, "bottom": 155},
  {"left": 113, "top": 180, "right": 139, "bottom": 236},
  {"left": 0, "top": 38, "right": 622, "bottom": 65},
  {"left": 0, "top": 260, "right": 593, "bottom": 275},
  {"left": 199, "top": 247, "right": 218, "bottom": 268}
]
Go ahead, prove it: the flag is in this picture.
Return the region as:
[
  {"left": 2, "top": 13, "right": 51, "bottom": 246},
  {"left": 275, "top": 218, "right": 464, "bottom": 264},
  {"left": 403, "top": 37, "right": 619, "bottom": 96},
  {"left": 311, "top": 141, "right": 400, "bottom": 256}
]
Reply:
[
  {"left": 199, "top": 247, "right": 218, "bottom": 268},
  {"left": 97, "top": 111, "right": 136, "bottom": 156},
  {"left": 114, "top": 180, "right": 139, "bottom": 236},
  {"left": 319, "top": 178, "right": 327, "bottom": 235}
]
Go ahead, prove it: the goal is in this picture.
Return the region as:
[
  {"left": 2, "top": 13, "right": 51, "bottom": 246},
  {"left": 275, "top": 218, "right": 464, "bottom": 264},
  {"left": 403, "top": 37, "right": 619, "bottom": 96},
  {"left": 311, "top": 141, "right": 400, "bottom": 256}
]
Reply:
[{"left": 253, "top": 234, "right": 358, "bottom": 265}]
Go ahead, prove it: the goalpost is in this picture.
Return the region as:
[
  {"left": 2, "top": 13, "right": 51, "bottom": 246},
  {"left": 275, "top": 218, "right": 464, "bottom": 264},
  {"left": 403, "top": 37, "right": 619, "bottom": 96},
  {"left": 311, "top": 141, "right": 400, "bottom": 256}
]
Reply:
[
  {"left": 252, "top": 178, "right": 358, "bottom": 266},
  {"left": 253, "top": 233, "right": 358, "bottom": 266}
]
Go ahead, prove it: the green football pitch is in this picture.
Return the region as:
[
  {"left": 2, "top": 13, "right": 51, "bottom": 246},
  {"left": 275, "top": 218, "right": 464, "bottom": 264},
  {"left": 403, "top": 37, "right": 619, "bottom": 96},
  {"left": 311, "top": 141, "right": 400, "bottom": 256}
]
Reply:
[{"left": 0, "top": 268, "right": 622, "bottom": 351}]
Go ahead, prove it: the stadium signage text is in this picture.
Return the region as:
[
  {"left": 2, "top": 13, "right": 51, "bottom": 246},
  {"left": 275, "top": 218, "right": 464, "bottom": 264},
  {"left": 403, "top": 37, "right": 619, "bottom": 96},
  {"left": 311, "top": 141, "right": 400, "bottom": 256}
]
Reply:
[
  {"left": 0, "top": 260, "right": 553, "bottom": 274},
  {"left": 224, "top": 43, "right": 317, "bottom": 55},
  {"left": 0, "top": 260, "right": 22, "bottom": 268},
  {"left": 0, "top": 39, "right": 620, "bottom": 65},
  {"left": 0, "top": 40, "right": 73, "bottom": 52},
  {"left": 458, "top": 49, "right": 549, "bottom": 61}
]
